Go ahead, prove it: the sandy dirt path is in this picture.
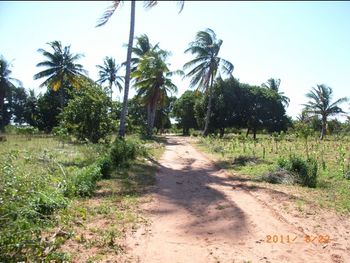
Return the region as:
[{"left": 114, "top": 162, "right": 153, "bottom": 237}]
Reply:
[{"left": 121, "top": 136, "right": 349, "bottom": 263}]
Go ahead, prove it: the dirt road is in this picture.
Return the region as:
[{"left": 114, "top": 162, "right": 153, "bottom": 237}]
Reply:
[{"left": 122, "top": 136, "right": 349, "bottom": 263}]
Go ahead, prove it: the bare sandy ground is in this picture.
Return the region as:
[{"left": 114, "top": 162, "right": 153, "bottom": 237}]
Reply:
[{"left": 119, "top": 135, "right": 350, "bottom": 263}]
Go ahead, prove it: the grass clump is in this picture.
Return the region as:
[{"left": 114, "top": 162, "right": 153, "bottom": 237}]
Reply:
[
  {"left": 276, "top": 154, "right": 318, "bottom": 188},
  {"left": 110, "top": 137, "right": 147, "bottom": 167}
]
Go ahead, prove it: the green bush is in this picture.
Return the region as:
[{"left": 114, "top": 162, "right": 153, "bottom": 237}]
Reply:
[
  {"left": 277, "top": 154, "right": 318, "bottom": 188},
  {"left": 110, "top": 138, "right": 139, "bottom": 167},
  {"left": 64, "top": 164, "right": 102, "bottom": 197},
  {"left": 97, "top": 156, "right": 113, "bottom": 179},
  {"left": 60, "top": 80, "right": 114, "bottom": 143}
]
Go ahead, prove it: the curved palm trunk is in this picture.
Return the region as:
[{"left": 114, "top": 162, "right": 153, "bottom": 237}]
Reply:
[
  {"left": 320, "top": 115, "right": 327, "bottom": 140},
  {"left": 118, "top": 0, "right": 136, "bottom": 138},
  {"left": 203, "top": 76, "right": 214, "bottom": 137}
]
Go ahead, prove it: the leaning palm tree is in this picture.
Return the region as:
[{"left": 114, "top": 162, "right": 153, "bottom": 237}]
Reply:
[
  {"left": 183, "top": 28, "right": 234, "bottom": 136},
  {"left": 96, "top": 56, "right": 124, "bottom": 100},
  {"left": 0, "top": 56, "right": 21, "bottom": 132},
  {"left": 262, "top": 78, "right": 290, "bottom": 107},
  {"left": 33, "top": 41, "right": 87, "bottom": 109},
  {"left": 131, "top": 48, "right": 181, "bottom": 137},
  {"left": 96, "top": 0, "right": 184, "bottom": 138},
  {"left": 303, "top": 84, "right": 348, "bottom": 140}
]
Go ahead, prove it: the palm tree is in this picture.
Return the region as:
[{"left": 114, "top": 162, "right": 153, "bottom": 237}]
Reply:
[
  {"left": 303, "top": 84, "right": 348, "bottom": 140},
  {"left": 33, "top": 41, "right": 87, "bottom": 109},
  {"left": 262, "top": 78, "right": 290, "bottom": 107},
  {"left": 183, "top": 28, "right": 234, "bottom": 136},
  {"left": 96, "top": 56, "right": 124, "bottom": 100},
  {"left": 96, "top": 0, "right": 184, "bottom": 138},
  {"left": 131, "top": 48, "right": 180, "bottom": 137},
  {"left": 0, "top": 56, "right": 21, "bottom": 132},
  {"left": 129, "top": 34, "right": 159, "bottom": 72}
]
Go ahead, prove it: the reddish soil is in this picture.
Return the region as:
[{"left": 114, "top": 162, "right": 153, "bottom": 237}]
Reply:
[{"left": 119, "top": 136, "right": 350, "bottom": 263}]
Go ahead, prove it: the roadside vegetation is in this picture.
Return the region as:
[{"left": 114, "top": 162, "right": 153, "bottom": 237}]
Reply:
[
  {"left": 1, "top": 4, "right": 349, "bottom": 260},
  {"left": 195, "top": 133, "right": 350, "bottom": 213}
]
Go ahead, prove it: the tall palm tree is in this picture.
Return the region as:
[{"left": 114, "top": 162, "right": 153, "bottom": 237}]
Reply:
[
  {"left": 96, "top": 0, "right": 184, "bottom": 138},
  {"left": 96, "top": 56, "right": 124, "bottom": 100},
  {"left": 183, "top": 28, "right": 234, "bottom": 136},
  {"left": 33, "top": 41, "right": 87, "bottom": 109},
  {"left": 131, "top": 48, "right": 180, "bottom": 137},
  {"left": 0, "top": 56, "right": 21, "bottom": 132},
  {"left": 128, "top": 34, "right": 159, "bottom": 72},
  {"left": 262, "top": 78, "right": 290, "bottom": 107},
  {"left": 303, "top": 84, "right": 348, "bottom": 140}
]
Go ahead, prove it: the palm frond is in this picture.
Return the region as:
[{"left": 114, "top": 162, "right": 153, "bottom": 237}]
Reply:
[{"left": 96, "top": 1, "right": 121, "bottom": 27}]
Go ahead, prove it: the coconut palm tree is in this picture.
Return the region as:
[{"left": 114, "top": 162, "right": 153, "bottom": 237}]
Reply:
[
  {"left": 33, "top": 41, "right": 87, "bottom": 109},
  {"left": 183, "top": 28, "right": 234, "bottom": 136},
  {"left": 303, "top": 84, "right": 348, "bottom": 140},
  {"left": 131, "top": 48, "right": 181, "bottom": 137},
  {"left": 262, "top": 78, "right": 290, "bottom": 107},
  {"left": 129, "top": 34, "right": 159, "bottom": 72},
  {"left": 0, "top": 56, "right": 21, "bottom": 132},
  {"left": 96, "top": 0, "right": 184, "bottom": 138},
  {"left": 96, "top": 56, "right": 124, "bottom": 100}
]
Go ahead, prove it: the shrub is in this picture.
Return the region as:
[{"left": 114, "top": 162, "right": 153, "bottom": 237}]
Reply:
[
  {"left": 64, "top": 164, "right": 102, "bottom": 197},
  {"left": 277, "top": 154, "right": 318, "bottom": 188},
  {"left": 97, "top": 156, "right": 113, "bottom": 179},
  {"left": 60, "top": 80, "right": 114, "bottom": 143},
  {"left": 110, "top": 138, "right": 139, "bottom": 167}
]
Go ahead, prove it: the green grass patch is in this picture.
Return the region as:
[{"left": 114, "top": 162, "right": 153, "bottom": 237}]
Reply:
[
  {"left": 194, "top": 134, "right": 350, "bottom": 213},
  {"left": 0, "top": 134, "right": 165, "bottom": 262}
]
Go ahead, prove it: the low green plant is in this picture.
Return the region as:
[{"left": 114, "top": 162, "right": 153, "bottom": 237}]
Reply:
[
  {"left": 64, "top": 164, "right": 102, "bottom": 197},
  {"left": 110, "top": 138, "right": 145, "bottom": 167},
  {"left": 277, "top": 154, "right": 318, "bottom": 188}
]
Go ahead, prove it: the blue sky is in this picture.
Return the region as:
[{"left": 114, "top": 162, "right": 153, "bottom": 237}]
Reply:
[{"left": 1, "top": 1, "right": 350, "bottom": 119}]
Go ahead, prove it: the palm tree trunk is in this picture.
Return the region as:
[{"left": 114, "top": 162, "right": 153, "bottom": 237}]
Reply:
[
  {"left": 147, "top": 103, "right": 152, "bottom": 137},
  {"left": 59, "top": 86, "right": 64, "bottom": 109},
  {"left": 203, "top": 76, "right": 214, "bottom": 137},
  {"left": 109, "top": 81, "right": 113, "bottom": 101},
  {"left": 320, "top": 115, "right": 327, "bottom": 140},
  {"left": 118, "top": 0, "right": 136, "bottom": 138}
]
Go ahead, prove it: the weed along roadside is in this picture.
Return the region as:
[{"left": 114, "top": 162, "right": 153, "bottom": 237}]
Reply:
[
  {"left": 0, "top": 134, "right": 164, "bottom": 262},
  {"left": 192, "top": 134, "right": 350, "bottom": 213}
]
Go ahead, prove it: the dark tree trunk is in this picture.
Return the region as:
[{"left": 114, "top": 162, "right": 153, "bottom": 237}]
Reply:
[
  {"left": 59, "top": 86, "right": 64, "bottom": 109},
  {"left": 203, "top": 76, "right": 214, "bottom": 137},
  {"left": 253, "top": 128, "right": 257, "bottom": 140},
  {"left": 219, "top": 127, "right": 225, "bottom": 138},
  {"left": 320, "top": 115, "right": 327, "bottom": 140},
  {"left": 119, "top": 0, "right": 136, "bottom": 138}
]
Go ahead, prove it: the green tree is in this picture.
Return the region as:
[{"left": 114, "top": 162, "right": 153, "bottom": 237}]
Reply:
[
  {"left": 33, "top": 41, "right": 87, "bottom": 109},
  {"left": 131, "top": 48, "right": 180, "bottom": 137},
  {"left": 303, "top": 84, "right": 348, "bottom": 140},
  {"left": 36, "top": 89, "right": 61, "bottom": 132},
  {"left": 154, "top": 96, "right": 176, "bottom": 134},
  {"left": 183, "top": 28, "right": 234, "bottom": 136},
  {"left": 96, "top": 56, "right": 124, "bottom": 101},
  {"left": 96, "top": 1, "right": 184, "bottom": 138},
  {"left": 60, "top": 79, "right": 114, "bottom": 143},
  {"left": 9, "top": 87, "right": 27, "bottom": 125},
  {"left": 23, "top": 89, "right": 39, "bottom": 127},
  {"left": 0, "top": 56, "right": 21, "bottom": 131},
  {"left": 173, "top": 90, "right": 200, "bottom": 135},
  {"left": 261, "top": 78, "right": 290, "bottom": 107}
]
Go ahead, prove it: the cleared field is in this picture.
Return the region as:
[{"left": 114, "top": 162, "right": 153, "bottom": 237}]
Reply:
[{"left": 194, "top": 133, "right": 350, "bottom": 213}]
